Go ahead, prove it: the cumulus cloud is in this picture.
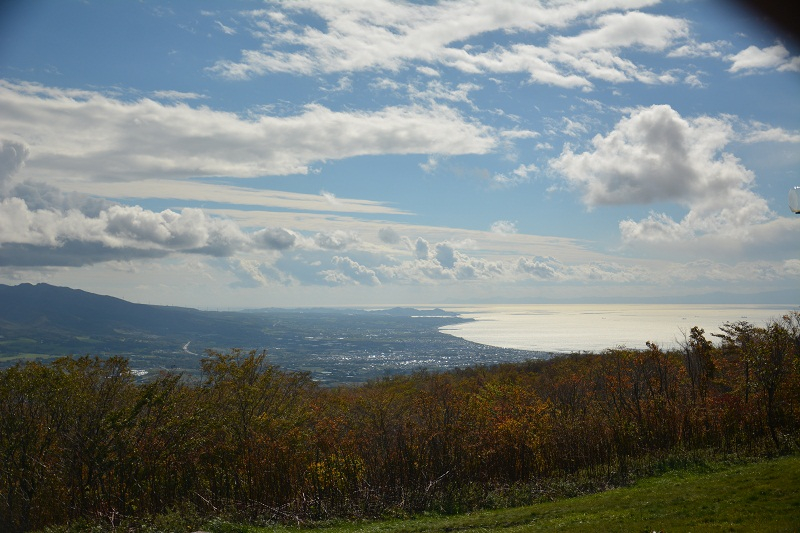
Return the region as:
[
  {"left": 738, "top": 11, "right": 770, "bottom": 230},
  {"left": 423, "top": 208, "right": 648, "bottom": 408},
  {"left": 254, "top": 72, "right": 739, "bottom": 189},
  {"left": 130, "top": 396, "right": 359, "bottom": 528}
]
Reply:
[
  {"left": 727, "top": 42, "right": 800, "bottom": 73},
  {"left": 552, "top": 104, "right": 754, "bottom": 207},
  {"left": 516, "top": 257, "right": 559, "bottom": 280},
  {"left": 379, "top": 248, "right": 504, "bottom": 283},
  {"left": 551, "top": 105, "right": 786, "bottom": 255},
  {"left": 322, "top": 256, "right": 381, "bottom": 286},
  {"left": 321, "top": 191, "right": 340, "bottom": 206},
  {"left": 372, "top": 240, "right": 655, "bottom": 286},
  {"left": 378, "top": 226, "right": 401, "bottom": 244},
  {"left": 209, "top": 1, "right": 689, "bottom": 90},
  {"left": 0, "top": 81, "right": 497, "bottom": 182},
  {"left": 0, "top": 198, "right": 250, "bottom": 262},
  {"left": 9, "top": 180, "right": 111, "bottom": 216},
  {"left": 314, "top": 230, "right": 360, "bottom": 251},
  {"left": 414, "top": 237, "right": 430, "bottom": 260},
  {"left": 253, "top": 227, "right": 297, "bottom": 250},
  {"left": 0, "top": 141, "right": 302, "bottom": 267},
  {"left": 229, "top": 258, "right": 270, "bottom": 288},
  {"left": 228, "top": 257, "right": 297, "bottom": 289},
  {"left": 490, "top": 220, "right": 517, "bottom": 234},
  {"left": 0, "top": 140, "right": 29, "bottom": 193},
  {"left": 434, "top": 242, "right": 456, "bottom": 269}
]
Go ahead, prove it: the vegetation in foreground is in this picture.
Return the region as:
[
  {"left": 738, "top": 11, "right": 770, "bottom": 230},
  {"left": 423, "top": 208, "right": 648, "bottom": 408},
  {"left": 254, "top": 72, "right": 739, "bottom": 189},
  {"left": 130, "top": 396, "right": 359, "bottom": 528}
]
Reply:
[
  {"left": 2, "top": 313, "right": 799, "bottom": 532},
  {"left": 38, "top": 454, "right": 800, "bottom": 532}
]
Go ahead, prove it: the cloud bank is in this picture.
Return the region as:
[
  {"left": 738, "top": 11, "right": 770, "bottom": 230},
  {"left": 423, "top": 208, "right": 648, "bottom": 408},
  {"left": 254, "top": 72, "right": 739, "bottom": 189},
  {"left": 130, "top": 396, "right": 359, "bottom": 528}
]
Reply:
[
  {"left": 210, "top": 1, "right": 697, "bottom": 90},
  {"left": 0, "top": 81, "right": 496, "bottom": 182}
]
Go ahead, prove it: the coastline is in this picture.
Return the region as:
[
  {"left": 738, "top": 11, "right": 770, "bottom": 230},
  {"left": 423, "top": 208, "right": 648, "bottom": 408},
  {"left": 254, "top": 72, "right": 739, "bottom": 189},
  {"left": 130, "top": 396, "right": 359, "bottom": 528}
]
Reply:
[{"left": 438, "top": 303, "right": 793, "bottom": 353}]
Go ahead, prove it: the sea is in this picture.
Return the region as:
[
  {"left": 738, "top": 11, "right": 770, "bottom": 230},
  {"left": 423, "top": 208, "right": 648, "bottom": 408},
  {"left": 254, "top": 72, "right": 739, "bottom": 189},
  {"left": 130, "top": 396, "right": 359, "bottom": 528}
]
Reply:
[{"left": 438, "top": 304, "right": 795, "bottom": 353}]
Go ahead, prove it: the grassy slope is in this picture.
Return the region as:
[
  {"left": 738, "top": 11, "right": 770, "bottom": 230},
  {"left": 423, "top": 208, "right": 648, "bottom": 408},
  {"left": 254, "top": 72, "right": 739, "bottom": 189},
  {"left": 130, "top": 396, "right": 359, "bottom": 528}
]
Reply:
[{"left": 258, "top": 455, "right": 800, "bottom": 533}]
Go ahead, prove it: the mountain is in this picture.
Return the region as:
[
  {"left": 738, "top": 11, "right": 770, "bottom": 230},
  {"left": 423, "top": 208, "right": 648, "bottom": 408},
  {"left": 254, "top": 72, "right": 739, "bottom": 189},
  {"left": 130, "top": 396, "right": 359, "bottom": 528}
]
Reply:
[
  {"left": 0, "top": 283, "right": 270, "bottom": 369},
  {"left": 1, "top": 283, "right": 202, "bottom": 333},
  {"left": 0, "top": 282, "right": 271, "bottom": 338}
]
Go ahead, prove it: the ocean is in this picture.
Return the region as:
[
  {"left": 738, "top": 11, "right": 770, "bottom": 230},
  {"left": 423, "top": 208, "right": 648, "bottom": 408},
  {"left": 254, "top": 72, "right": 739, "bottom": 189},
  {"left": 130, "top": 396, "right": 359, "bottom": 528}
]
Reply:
[{"left": 438, "top": 304, "right": 794, "bottom": 353}]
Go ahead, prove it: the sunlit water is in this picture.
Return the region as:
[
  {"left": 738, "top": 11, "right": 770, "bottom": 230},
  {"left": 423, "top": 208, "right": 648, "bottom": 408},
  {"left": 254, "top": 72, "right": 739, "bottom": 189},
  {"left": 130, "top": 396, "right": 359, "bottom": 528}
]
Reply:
[{"left": 438, "top": 304, "right": 793, "bottom": 353}]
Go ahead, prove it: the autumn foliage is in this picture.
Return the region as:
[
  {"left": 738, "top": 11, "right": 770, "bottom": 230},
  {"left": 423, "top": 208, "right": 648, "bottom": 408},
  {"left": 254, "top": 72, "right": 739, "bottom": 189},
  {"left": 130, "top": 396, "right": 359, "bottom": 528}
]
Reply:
[{"left": 1, "top": 313, "right": 799, "bottom": 531}]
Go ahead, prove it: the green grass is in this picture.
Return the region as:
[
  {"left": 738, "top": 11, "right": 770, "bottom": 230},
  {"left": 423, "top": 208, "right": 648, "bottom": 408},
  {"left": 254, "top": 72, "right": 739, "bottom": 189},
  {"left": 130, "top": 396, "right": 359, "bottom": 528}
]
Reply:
[{"left": 249, "top": 455, "right": 800, "bottom": 533}]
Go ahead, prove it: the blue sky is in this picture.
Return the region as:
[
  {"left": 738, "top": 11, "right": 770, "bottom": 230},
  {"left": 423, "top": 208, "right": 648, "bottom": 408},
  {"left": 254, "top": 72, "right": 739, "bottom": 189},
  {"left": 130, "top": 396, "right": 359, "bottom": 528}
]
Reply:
[{"left": 0, "top": 0, "right": 798, "bottom": 308}]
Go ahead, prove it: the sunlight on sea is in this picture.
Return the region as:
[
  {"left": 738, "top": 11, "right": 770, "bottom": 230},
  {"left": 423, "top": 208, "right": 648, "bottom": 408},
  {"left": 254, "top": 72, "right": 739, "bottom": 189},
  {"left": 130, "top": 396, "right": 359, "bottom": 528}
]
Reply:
[{"left": 438, "top": 304, "right": 793, "bottom": 353}]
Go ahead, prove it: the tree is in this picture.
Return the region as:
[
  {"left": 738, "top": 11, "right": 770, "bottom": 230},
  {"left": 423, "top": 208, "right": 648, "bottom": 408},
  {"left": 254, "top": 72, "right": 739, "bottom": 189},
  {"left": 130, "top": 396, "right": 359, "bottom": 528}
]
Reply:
[{"left": 198, "top": 349, "right": 315, "bottom": 514}]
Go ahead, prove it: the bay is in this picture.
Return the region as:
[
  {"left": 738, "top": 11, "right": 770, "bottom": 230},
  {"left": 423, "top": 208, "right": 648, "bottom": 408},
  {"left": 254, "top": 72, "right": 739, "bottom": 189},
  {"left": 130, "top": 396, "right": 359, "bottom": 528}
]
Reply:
[{"left": 438, "top": 304, "right": 794, "bottom": 353}]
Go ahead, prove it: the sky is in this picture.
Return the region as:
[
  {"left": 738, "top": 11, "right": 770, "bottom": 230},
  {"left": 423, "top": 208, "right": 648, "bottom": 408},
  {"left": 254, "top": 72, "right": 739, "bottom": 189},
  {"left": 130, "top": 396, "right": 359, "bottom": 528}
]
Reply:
[{"left": 0, "top": 0, "right": 798, "bottom": 309}]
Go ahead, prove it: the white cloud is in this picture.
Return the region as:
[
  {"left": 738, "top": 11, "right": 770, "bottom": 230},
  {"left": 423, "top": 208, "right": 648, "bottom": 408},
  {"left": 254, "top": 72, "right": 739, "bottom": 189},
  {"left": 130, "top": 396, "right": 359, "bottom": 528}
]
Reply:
[
  {"left": 0, "top": 197, "right": 254, "bottom": 265},
  {"left": 552, "top": 105, "right": 751, "bottom": 206},
  {"left": 420, "top": 156, "right": 440, "bottom": 173},
  {"left": 414, "top": 237, "right": 430, "bottom": 260},
  {"left": 214, "top": 20, "right": 237, "bottom": 35},
  {"left": 516, "top": 257, "right": 559, "bottom": 280},
  {"left": 0, "top": 140, "right": 29, "bottom": 193},
  {"left": 210, "top": 1, "right": 687, "bottom": 89},
  {"left": 371, "top": 242, "right": 653, "bottom": 286},
  {"left": 314, "top": 230, "right": 361, "bottom": 251},
  {"left": 0, "top": 143, "right": 304, "bottom": 267},
  {"left": 228, "top": 257, "right": 297, "bottom": 288},
  {"left": 727, "top": 42, "right": 800, "bottom": 73},
  {"left": 551, "top": 11, "right": 688, "bottom": 53},
  {"left": 551, "top": 105, "right": 785, "bottom": 255},
  {"left": 253, "top": 227, "right": 297, "bottom": 250},
  {"left": 668, "top": 39, "right": 728, "bottom": 58},
  {"left": 151, "top": 90, "right": 207, "bottom": 101},
  {"left": 378, "top": 226, "right": 401, "bottom": 244},
  {"left": 490, "top": 220, "right": 517, "bottom": 234},
  {"left": 785, "top": 259, "right": 800, "bottom": 277},
  {"left": 328, "top": 256, "right": 381, "bottom": 285},
  {"left": 501, "top": 129, "right": 540, "bottom": 140},
  {"left": 434, "top": 242, "right": 456, "bottom": 269},
  {"left": 0, "top": 81, "right": 497, "bottom": 182},
  {"left": 61, "top": 179, "right": 408, "bottom": 216},
  {"left": 491, "top": 163, "right": 537, "bottom": 188},
  {"left": 416, "top": 66, "right": 440, "bottom": 77},
  {"left": 561, "top": 117, "right": 589, "bottom": 137},
  {"left": 683, "top": 73, "right": 706, "bottom": 88},
  {"left": 409, "top": 80, "right": 480, "bottom": 105},
  {"left": 743, "top": 124, "right": 800, "bottom": 143},
  {"left": 229, "top": 258, "right": 270, "bottom": 288},
  {"left": 321, "top": 190, "right": 340, "bottom": 206}
]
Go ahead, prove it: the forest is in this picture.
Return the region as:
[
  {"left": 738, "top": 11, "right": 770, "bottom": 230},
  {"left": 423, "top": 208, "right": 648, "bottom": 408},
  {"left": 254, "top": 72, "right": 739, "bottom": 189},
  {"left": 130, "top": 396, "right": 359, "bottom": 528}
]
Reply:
[{"left": 1, "top": 312, "right": 799, "bottom": 532}]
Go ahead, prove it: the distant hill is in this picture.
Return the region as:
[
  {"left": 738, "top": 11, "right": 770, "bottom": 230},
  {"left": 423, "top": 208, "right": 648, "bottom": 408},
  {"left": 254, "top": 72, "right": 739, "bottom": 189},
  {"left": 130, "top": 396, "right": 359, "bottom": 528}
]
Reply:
[
  {"left": 1, "top": 283, "right": 205, "bottom": 334},
  {"left": 0, "top": 283, "right": 266, "bottom": 338},
  {"left": 0, "top": 283, "right": 269, "bottom": 368}
]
